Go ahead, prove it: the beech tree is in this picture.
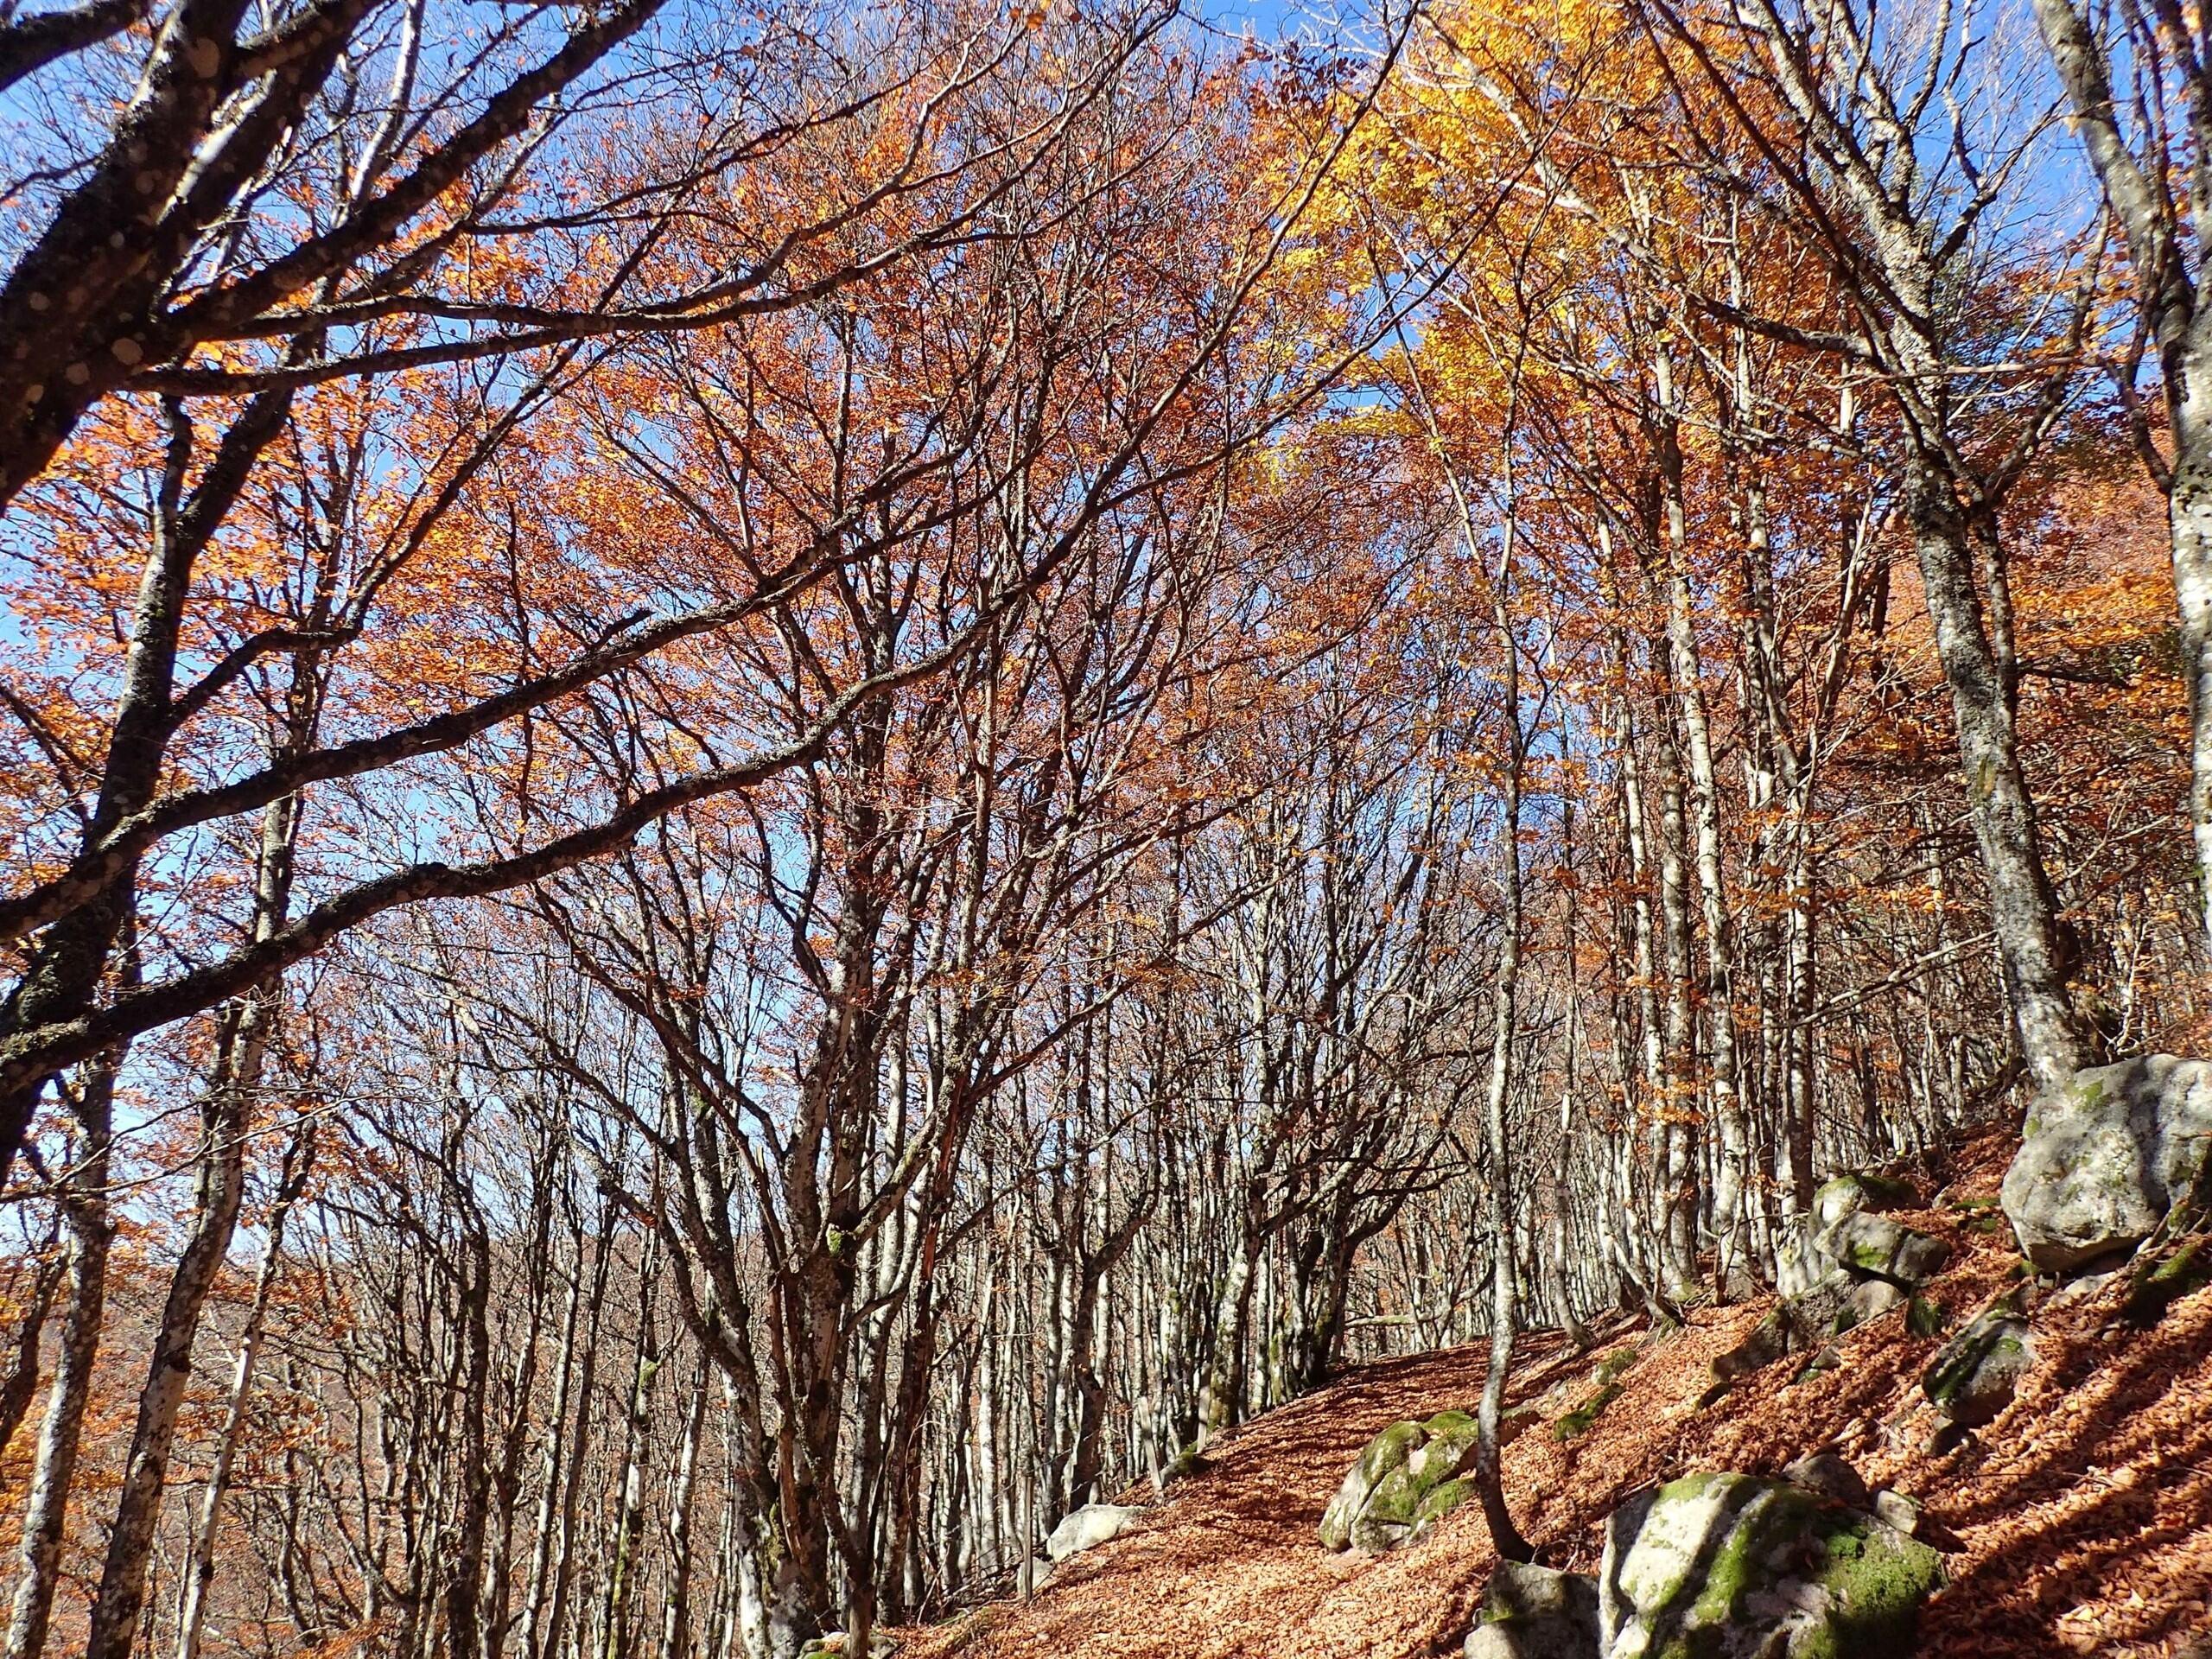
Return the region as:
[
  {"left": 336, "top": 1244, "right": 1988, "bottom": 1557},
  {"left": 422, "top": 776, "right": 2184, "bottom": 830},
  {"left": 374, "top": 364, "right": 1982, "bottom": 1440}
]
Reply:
[
  {"left": 0, "top": 0, "right": 1192, "bottom": 1183},
  {"left": 0, "top": 8, "right": 2202, "bottom": 1659},
  {"left": 2031, "top": 0, "right": 2212, "bottom": 952}
]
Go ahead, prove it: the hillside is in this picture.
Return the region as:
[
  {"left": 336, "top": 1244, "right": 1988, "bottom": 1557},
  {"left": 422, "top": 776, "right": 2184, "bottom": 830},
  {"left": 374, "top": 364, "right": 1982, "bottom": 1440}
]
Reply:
[{"left": 901, "top": 1134, "right": 2212, "bottom": 1659}]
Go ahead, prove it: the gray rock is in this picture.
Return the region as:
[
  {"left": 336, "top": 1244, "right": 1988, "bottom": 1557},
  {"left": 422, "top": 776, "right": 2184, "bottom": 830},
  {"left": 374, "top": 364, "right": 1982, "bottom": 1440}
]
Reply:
[
  {"left": 1847, "top": 1277, "right": 1906, "bottom": 1325},
  {"left": 1043, "top": 1503, "right": 1143, "bottom": 1562},
  {"left": 1818, "top": 1211, "right": 1949, "bottom": 1287},
  {"left": 1922, "top": 1296, "right": 2034, "bottom": 1427},
  {"left": 2001, "top": 1054, "right": 2212, "bottom": 1274},
  {"left": 1464, "top": 1562, "right": 1599, "bottom": 1659},
  {"left": 1707, "top": 1272, "right": 1858, "bottom": 1393},
  {"left": 1782, "top": 1451, "right": 1871, "bottom": 1509},
  {"left": 1319, "top": 1410, "right": 1482, "bottom": 1552},
  {"left": 1598, "top": 1472, "right": 1943, "bottom": 1659},
  {"left": 1796, "top": 1344, "right": 1842, "bottom": 1380},
  {"left": 1906, "top": 1293, "right": 1946, "bottom": 1338},
  {"left": 1873, "top": 1489, "right": 1923, "bottom": 1537},
  {"left": 1811, "top": 1171, "right": 1920, "bottom": 1231}
]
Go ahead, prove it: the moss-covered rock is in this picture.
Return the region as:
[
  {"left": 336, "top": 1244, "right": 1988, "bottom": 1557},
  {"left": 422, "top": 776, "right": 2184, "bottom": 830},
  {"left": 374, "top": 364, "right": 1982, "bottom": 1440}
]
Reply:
[
  {"left": 1554, "top": 1381, "right": 1624, "bottom": 1441},
  {"left": 1906, "top": 1293, "right": 1946, "bottom": 1338},
  {"left": 1921, "top": 1294, "right": 2033, "bottom": 1427},
  {"left": 1598, "top": 1472, "right": 1943, "bottom": 1658},
  {"left": 1846, "top": 1277, "right": 1903, "bottom": 1325},
  {"left": 1707, "top": 1271, "right": 1857, "bottom": 1395},
  {"left": 1815, "top": 1211, "right": 1949, "bottom": 1287},
  {"left": 1319, "top": 1419, "right": 1423, "bottom": 1549},
  {"left": 1554, "top": 1347, "right": 1638, "bottom": 1440},
  {"left": 1321, "top": 1409, "right": 1485, "bottom": 1552},
  {"left": 2124, "top": 1232, "right": 2212, "bottom": 1325},
  {"left": 1465, "top": 1561, "right": 1599, "bottom": 1659},
  {"left": 1812, "top": 1172, "right": 1920, "bottom": 1230},
  {"left": 1417, "top": 1408, "right": 1483, "bottom": 1473},
  {"left": 1782, "top": 1451, "right": 1870, "bottom": 1509}
]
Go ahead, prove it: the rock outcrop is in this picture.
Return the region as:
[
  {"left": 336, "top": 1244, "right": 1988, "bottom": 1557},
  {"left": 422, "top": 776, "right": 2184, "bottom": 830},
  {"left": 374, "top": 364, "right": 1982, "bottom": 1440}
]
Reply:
[
  {"left": 1812, "top": 1172, "right": 1920, "bottom": 1230},
  {"left": 1044, "top": 1503, "right": 1143, "bottom": 1562},
  {"left": 1598, "top": 1471, "right": 1943, "bottom": 1659},
  {"left": 1922, "top": 1293, "right": 2034, "bottom": 1427},
  {"left": 1463, "top": 1562, "right": 1599, "bottom": 1659},
  {"left": 1319, "top": 1408, "right": 1483, "bottom": 1551},
  {"left": 1816, "top": 1210, "right": 1949, "bottom": 1287},
  {"left": 1781, "top": 1449, "right": 1871, "bottom": 1509},
  {"left": 2002, "top": 1054, "right": 2212, "bottom": 1274},
  {"left": 1776, "top": 1173, "right": 1919, "bottom": 1297},
  {"left": 1707, "top": 1183, "right": 1948, "bottom": 1396}
]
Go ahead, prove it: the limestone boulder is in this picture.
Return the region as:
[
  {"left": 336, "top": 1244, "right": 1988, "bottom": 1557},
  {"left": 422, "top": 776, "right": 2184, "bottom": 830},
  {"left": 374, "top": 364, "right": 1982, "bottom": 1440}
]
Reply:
[
  {"left": 1781, "top": 1450, "right": 1871, "bottom": 1510},
  {"left": 1319, "top": 1409, "right": 1483, "bottom": 1552},
  {"left": 1810, "top": 1172, "right": 1920, "bottom": 1231},
  {"left": 1463, "top": 1562, "right": 1599, "bottom": 1659},
  {"left": 1777, "top": 1174, "right": 1920, "bottom": 1298},
  {"left": 1598, "top": 1472, "right": 1943, "bottom": 1659},
  {"left": 1847, "top": 1277, "right": 1905, "bottom": 1325},
  {"left": 1771, "top": 1217, "right": 1828, "bottom": 1300},
  {"left": 1816, "top": 1211, "right": 1949, "bottom": 1287},
  {"left": 2002, "top": 1054, "right": 2212, "bottom": 1274},
  {"left": 1705, "top": 1273, "right": 1859, "bottom": 1396},
  {"left": 1043, "top": 1503, "right": 1143, "bottom": 1563},
  {"left": 1922, "top": 1295, "right": 2034, "bottom": 1427}
]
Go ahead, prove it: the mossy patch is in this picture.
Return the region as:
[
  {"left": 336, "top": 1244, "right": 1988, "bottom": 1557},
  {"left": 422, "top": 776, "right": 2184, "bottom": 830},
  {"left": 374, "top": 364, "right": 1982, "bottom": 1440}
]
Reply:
[
  {"left": 1411, "top": 1477, "right": 1473, "bottom": 1535},
  {"left": 1554, "top": 1347, "right": 1638, "bottom": 1439},
  {"left": 1554, "top": 1380, "right": 1624, "bottom": 1440},
  {"left": 1922, "top": 1296, "right": 2032, "bottom": 1424},
  {"left": 1815, "top": 1172, "right": 1919, "bottom": 1222},
  {"left": 2125, "top": 1233, "right": 2212, "bottom": 1325},
  {"left": 1611, "top": 1474, "right": 1941, "bottom": 1659},
  {"left": 1801, "top": 1509, "right": 1944, "bottom": 1656},
  {"left": 1330, "top": 1411, "right": 1489, "bottom": 1549},
  {"left": 1360, "top": 1465, "right": 1426, "bottom": 1527},
  {"left": 1906, "top": 1294, "right": 1946, "bottom": 1338},
  {"left": 1320, "top": 1419, "right": 1426, "bottom": 1548}
]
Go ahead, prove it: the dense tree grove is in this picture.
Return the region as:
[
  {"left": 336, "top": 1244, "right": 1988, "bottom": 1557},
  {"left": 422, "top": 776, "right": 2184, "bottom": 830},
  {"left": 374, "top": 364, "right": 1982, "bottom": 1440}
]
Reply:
[{"left": 0, "top": 0, "right": 2201, "bottom": 1655}]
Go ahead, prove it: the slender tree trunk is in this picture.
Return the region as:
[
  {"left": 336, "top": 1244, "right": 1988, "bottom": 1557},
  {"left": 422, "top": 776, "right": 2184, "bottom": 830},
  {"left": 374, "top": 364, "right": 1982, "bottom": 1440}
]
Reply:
[
  {"left": 0, "top": 1251, "right": 61, "bottom": 1461},
  {"left": 658, "top": 1353, "right": 710, "bottom": 1659},
  {"left": 2028, "top": 0, "right": 2212, "bottom": 958},
  {"left": 1651, "top": 341, "right": 1751, "bottom": 1295},
  {"left": 601, "top": 1281, "right": 661, "bottom": 1659},
  {"left": 172, "top": 1115, "right": 315, "bottom": 1659},
  {"left": 1471, "top": 511, "right": 1534, "bottom": 1566},
  {"left": 4, "top": 1055, "right": 118, "bottom": 1659}
]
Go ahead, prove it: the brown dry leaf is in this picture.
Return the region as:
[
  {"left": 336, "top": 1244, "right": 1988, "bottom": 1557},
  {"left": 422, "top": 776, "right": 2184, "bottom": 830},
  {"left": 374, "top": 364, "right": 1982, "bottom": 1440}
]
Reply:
[{"left": 895, "top": 1132, "right": 2212, "bottom": 1659}]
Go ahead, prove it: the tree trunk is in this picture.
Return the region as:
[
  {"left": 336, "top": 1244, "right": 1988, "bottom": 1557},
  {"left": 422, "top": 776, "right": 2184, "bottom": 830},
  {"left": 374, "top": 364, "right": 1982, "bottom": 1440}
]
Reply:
[
  {"left": 1905, "top": 469, "right": 2090, "bottom": 1089},
  {"left": 173, "top": 1115, "right": 315, "bottom": 1659},
  {"left": 4, "top": 1056, "right": 117, "bottom": 1659}
]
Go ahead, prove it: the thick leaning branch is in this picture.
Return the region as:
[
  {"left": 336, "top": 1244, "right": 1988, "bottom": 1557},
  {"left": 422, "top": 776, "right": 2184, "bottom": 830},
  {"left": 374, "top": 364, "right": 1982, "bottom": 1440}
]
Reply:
[
  {"left": 0, "top": 637, "right": 969, "bottom": 1095},
  {"left": 0, "top": 0, "right": 661, "bottom": 511},
  {"left": 0, "top": 596, "right": 763, "bottom": 950},
  {"left": 0, "top": 0, "right": 147, "bottom": 91}
]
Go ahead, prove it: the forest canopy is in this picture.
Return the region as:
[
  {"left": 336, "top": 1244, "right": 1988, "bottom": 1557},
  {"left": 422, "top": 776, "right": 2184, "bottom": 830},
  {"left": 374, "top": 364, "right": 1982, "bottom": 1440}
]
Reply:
[{"left": 0, "top": 0, "right": 2200, "bottom": 1655}]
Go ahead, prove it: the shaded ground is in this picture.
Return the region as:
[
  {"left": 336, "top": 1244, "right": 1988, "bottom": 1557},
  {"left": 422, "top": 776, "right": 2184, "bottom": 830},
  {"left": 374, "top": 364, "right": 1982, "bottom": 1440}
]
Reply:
[{"left": 898, "top": 1132, "right": 2212, "bottom": 1658}]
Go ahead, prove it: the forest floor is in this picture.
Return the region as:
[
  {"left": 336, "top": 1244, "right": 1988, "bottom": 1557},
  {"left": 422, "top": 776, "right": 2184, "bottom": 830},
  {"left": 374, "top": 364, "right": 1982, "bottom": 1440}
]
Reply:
[{"left": 896, "top": 1130, "right": 2212, "bottom": 1658}]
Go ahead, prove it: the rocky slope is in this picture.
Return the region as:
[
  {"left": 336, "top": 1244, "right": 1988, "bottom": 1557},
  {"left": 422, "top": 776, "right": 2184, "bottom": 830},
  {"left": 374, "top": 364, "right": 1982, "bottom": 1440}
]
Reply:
[{"left": 894, "top": 1130, "right": 2212, "bottom": 1658}]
